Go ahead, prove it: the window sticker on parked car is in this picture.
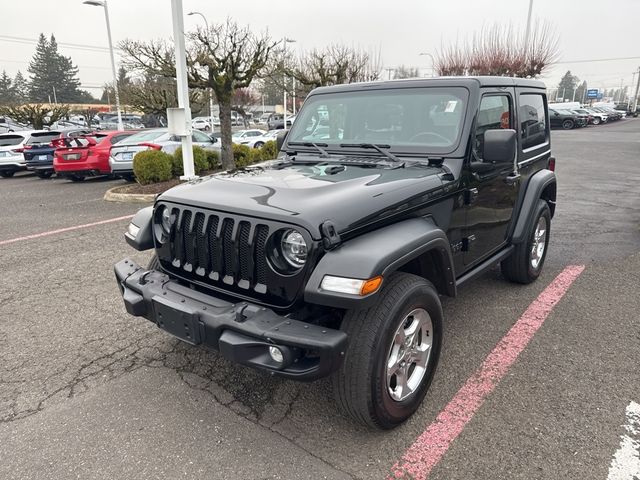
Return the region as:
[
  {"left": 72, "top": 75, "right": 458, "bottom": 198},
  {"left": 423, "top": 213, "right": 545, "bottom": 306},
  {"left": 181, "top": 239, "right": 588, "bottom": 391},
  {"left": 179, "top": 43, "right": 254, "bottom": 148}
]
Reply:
[{"left": 445, "top": 101, "right": 458, "bottom": 113}]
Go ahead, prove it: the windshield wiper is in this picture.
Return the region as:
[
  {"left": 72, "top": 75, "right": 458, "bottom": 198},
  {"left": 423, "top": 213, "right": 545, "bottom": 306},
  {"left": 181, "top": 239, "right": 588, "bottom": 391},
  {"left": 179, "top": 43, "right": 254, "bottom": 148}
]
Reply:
[
  {"left": 339, "top": 143, "right": 401, "bottom": 163},
  {"left": 287, "top": 141, "right": 330, "bottom": 158}
]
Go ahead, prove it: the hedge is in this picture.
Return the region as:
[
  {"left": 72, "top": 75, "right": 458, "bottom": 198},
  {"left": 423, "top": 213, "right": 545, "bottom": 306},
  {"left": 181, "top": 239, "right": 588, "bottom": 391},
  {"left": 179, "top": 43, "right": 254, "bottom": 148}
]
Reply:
[
  {"left": 172, "top": 145, "right": 209, "bottom": 176},
  {"left": 132, "top": 150, "right": 173, "bottom": 185},
  {"left": 233, "top": 140, "right": 278, "bottom": 168}
]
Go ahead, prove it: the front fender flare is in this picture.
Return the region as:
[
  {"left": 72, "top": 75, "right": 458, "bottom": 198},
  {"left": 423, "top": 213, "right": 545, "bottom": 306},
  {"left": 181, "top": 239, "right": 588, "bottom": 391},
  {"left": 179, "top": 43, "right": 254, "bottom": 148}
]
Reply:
[
  {"left": 124, "top": 206, "right": 154, "bottom": 251},
  {"left": 304, "top": 217, "right": 455, "bottom": 309},
  {"left": 511, "top": 169, "right": 556, "bottom": 244}
]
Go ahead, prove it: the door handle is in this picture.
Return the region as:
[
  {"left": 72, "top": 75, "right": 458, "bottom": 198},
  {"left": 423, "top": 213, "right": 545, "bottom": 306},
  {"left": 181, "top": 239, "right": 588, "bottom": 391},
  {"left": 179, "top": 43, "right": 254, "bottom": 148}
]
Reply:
[{"left": 505, "top": 173, "right": 521, "bottom": 185}]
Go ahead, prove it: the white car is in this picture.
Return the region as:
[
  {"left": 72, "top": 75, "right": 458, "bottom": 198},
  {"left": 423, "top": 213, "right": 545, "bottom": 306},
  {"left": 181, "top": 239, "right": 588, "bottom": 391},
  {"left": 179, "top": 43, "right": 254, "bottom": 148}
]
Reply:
[
  {"left": 192, "top": 116, "right": 217, "bottom": 131},
  {"left": 0, "top": 130, "right": 44, "bottom": 178},
  {"left": 0, "top": 116, "right": 28, "bottom": 133},
  {"left": 232, "top": 129, "right": 268, "bottom": 146},
  {"left": 239, "top": 129, "right": 280, "bottom": 148},
  {"left": 109, "top": 128, "right": 220, "bottom": 180}
]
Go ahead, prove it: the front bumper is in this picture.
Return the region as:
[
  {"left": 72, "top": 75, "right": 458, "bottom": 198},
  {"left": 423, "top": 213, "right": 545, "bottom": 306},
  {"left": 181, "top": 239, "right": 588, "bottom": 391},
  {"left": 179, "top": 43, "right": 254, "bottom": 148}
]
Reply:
[{"left": 115, "top": 259, "right": 347, "bottom": 381}]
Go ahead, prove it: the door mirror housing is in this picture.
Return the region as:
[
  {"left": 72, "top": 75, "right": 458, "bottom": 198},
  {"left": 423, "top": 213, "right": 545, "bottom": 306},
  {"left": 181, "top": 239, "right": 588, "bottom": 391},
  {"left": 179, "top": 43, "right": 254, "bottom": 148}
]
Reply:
[
  {"left": 483, "top": 129, "right": 516, "bottom": 164},
  {"left": 276, "top": 130, "right": 288, "bottom": 152}
]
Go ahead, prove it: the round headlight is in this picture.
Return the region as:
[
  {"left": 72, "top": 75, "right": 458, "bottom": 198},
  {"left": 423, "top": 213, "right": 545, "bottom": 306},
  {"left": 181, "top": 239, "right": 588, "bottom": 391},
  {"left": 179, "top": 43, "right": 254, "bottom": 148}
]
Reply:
[
  {"left": 280, "top": 229, "right": 307, "bottom": 268},
  {"left": 160, "top": 206, "right": 171, "bottom": 236}
]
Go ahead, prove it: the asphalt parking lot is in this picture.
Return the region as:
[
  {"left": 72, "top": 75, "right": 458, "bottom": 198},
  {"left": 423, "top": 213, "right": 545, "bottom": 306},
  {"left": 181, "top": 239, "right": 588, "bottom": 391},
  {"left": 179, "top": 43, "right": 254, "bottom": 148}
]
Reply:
[{"left": 1, "top": 120, "right": 639, "bottom": 480}]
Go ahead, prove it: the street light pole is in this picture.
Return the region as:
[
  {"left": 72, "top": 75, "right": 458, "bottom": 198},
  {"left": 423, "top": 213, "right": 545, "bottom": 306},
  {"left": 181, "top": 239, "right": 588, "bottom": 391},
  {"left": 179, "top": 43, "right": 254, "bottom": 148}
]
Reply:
[
  {"left": 281, "top": 37, "right": 296, "bottom": 129},
  {"left": 83, "top": 0, "right": 123, "bottom": 131},
  {"left": 188, "top": 11, "right": 215, "bottom": 133},
  {"left": 419, "top": 52, "right": 435, "bottom": 77},
  {"left": 524, "top": 0, "right": 534, "bottom": 57},
  {"left": 171, "top": 0, "right": 195, "bottom": 179}
]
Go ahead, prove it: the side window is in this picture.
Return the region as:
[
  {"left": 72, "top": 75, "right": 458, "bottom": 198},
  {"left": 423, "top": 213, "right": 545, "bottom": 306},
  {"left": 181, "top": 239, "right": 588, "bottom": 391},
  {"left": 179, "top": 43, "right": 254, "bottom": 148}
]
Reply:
[
  {"left": 475, "top": 95, "right": 511, "bottom": 160},
  {"left": 192, "top": 131, "right": 211, "bottom": 143},
  {"left": 519, "top": 94, "right": 547, "bottom": 150}
]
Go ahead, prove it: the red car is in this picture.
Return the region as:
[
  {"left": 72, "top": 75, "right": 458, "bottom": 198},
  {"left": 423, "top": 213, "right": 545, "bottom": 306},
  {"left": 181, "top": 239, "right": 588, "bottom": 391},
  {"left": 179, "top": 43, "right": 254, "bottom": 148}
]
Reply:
[{"left": 53, "top": 130, "right": 134, "bottom": 181}]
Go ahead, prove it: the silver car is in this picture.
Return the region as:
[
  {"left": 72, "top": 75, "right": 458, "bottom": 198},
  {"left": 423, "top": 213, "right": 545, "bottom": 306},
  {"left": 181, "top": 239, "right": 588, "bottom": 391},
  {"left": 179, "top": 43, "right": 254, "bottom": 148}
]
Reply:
[
  {"left": 0, "top": 130, "right": 45, "bottom": 178},
  {"left": 109, "top": 128, "right": 221, "bottom": 179}
]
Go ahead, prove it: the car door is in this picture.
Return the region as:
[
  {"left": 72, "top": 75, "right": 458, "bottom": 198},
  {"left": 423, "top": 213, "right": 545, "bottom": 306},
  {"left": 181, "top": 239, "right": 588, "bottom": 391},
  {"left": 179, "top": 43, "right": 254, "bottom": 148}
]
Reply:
[{"left": 463, "top": 90, "right": 519, "bottom": 267}]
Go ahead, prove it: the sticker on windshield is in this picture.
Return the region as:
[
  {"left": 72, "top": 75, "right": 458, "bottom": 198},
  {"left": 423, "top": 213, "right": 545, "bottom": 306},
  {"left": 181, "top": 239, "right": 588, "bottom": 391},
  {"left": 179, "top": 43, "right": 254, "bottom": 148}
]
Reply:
[{"left": 444, "top": 101, "right": 458, "bottom": 113}]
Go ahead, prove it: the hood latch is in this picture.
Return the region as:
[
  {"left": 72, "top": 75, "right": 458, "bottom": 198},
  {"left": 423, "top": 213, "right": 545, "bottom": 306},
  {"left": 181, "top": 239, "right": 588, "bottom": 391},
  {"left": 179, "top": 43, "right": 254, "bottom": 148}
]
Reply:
[{"left": 321, "top": 221, "right": 341, "bottom": 250}]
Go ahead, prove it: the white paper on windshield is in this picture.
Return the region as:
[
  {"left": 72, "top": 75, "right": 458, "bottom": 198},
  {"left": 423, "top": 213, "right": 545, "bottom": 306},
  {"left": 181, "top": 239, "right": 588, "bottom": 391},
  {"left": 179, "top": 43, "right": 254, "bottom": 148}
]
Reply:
[{"left": 444, "top": 101, "right": 458, "bottom": 113}]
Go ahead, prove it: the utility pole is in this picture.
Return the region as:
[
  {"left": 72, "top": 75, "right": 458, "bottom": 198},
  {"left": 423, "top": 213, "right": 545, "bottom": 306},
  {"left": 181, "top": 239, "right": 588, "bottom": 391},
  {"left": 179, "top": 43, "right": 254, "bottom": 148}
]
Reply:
[{"left": 632, "top": 66, "right": 640, "bottom": 113}]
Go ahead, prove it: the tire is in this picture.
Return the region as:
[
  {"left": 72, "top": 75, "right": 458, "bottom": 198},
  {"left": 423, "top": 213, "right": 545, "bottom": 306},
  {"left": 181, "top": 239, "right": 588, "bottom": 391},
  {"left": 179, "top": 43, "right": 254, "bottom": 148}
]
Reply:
[
  {"left": 0, "top": 171, "right": 15, "bottom": 178},
  {"left": 562, "top": 119, "right": 575, "bottom": 130},
  {"left": 148, "top": 254, "right": 161, "bottom": 270},
  {"left": 122, "top": 174, "right": 135, "bottom": 182},
  {"left": 204, "top": 125, "right": 211, "bottom": 132},
  {"left": 69, "top": 175, "right": 85, "bottom": 182},
  {"left": 592, "top": 117, "right": 601, "bottom": 125},
  {"left": 36, "top": 171, "right": 53, "bottom": 179},
  {"left": 332, "top": 272, "right": 443, "bottom": 429},
  {"left": 501, "top": 200, "right": 551, "bottom": 284},
  {"left": 254, "top": 142, "right": 264, "bottom": 148}
]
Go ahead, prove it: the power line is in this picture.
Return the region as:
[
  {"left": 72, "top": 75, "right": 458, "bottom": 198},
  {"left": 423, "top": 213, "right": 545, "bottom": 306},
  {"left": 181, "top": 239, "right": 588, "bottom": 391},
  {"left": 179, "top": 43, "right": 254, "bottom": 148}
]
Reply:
[
  {"left": 556, "top": 56, "right": 640, "bottom": 64},
  {"left": 0, "top": 35, "right": 111, "bottom": 53}
]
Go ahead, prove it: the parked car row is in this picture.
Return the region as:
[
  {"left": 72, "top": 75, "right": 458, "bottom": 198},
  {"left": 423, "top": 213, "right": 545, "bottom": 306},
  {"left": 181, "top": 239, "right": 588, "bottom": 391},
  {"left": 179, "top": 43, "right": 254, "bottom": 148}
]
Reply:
[
  {"left": 0, "top": 127, "right": 221, "bottom": 181},
  {"left": 548, "top": 104, "right": 628, "bottom": 129}
]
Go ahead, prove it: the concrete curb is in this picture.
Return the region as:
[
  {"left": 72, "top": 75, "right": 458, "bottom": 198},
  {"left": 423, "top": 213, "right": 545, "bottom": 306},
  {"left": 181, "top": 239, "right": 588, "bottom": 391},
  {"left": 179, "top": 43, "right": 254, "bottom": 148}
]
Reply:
[{"left": 103, "top": 186, "right": 156, "bottom": 204}]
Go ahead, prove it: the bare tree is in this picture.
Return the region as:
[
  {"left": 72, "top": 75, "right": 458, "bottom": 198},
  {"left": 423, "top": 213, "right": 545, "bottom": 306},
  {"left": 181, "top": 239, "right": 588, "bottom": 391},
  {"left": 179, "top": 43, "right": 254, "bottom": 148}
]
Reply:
[
  {"left": 232, "top": 88, "right": 258, "bottom": 127},
  {"left": 393, "top": 65, "right": 420, "bottom": 79},
  {"left": 120, "top": 19, "right": 275, "bottom": 170},
  {"left": 434, "top": 21, "right": 558, "bottom": 78},
  {"left": 276, "top": 45, "right": 382, "bottom": 93},
  {"left": 0, "top": 103, "right": 69, "bottom": 129}
]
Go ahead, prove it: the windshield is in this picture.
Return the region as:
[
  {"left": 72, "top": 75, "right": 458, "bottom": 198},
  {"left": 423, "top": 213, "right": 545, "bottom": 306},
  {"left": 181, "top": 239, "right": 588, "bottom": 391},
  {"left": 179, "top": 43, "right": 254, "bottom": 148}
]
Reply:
[
  {"left": 120, "top": 130, "right": 165, "bottom": 144},
  {"left": 287, "top": 87, "right": 468, "bottom": 153}
]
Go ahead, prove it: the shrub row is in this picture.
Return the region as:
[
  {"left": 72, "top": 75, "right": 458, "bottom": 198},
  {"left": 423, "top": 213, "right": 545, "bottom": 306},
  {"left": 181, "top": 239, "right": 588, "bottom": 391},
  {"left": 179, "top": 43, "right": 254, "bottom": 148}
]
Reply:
[{"left": 132, "top": 140, "right": 277, "bottom": 185}]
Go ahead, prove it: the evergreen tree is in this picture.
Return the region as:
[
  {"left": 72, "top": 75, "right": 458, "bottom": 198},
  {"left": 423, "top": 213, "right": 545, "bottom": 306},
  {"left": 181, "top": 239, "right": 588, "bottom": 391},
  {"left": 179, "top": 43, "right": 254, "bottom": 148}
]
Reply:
[
  {"left": 557, "top": 70, "right": 579, "bottom": 100},
  {"left": 0, "top": 70, "right": 15, "bottom": 105},
  {"left": 13, "top": 71, "right": 29, "bottom": 103},
  {"left": 27, "top": 33, "right": 83, "bottom": 103},
  {"left": 574, "top": 80, "right": 588, "bottom": 103}
]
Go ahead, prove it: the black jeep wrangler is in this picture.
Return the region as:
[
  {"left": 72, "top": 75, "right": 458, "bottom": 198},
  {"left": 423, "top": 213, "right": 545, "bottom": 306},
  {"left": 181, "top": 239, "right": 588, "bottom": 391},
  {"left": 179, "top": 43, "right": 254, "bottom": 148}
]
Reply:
[{"left": 116, "top": 77, "right": 556, "bottom": 429}]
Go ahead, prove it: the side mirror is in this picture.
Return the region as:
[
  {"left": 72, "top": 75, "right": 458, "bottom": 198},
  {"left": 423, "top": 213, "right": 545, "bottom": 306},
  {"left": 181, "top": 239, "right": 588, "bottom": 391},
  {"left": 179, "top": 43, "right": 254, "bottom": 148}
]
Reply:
[
  {"left": 276, "top": 130, "right": 288, "bottom": 152},
  {"left": 483, "top": 129, "right": 516, "bottom": 164},
  {"left": 209, "top": 135, "right": 218, "bottom": 144}
]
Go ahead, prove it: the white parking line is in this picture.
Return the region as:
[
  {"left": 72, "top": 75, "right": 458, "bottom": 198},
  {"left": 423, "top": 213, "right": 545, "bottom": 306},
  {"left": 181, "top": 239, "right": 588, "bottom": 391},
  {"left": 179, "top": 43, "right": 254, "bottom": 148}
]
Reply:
[{"left": 607, "top": 401, "right": 640, "bottom": 480}]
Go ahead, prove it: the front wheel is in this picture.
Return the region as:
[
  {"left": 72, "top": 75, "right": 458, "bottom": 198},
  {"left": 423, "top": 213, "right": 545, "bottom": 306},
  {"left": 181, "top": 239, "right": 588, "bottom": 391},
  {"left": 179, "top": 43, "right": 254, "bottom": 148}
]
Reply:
[
  {"left": 501, "top": 200, "right": 551, "bottom": 284},
  {"left": 592, "top": 117, "right": 601, "bottom": 125},
  {"left": 332, "top": 272, "right": 443, "bottom": 429},
  {"left": 254, "top": 141, "right": 264, "bottom": 148},
  {"left": 36, "top": 171, "right": 53, "bottom": 179},
  {"left": 562, "top": 119, "right": 575, "bottom": 130}
]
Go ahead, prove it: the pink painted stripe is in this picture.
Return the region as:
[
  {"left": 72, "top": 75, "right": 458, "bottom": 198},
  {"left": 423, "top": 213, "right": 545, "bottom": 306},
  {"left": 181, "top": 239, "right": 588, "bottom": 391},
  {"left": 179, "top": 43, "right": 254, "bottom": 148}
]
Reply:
[
  {"left": 389, "top": 265, "right": 586, "bottom": 480},
  {"left": 0, "top": 214, "right": 134, "bottom": 246}
]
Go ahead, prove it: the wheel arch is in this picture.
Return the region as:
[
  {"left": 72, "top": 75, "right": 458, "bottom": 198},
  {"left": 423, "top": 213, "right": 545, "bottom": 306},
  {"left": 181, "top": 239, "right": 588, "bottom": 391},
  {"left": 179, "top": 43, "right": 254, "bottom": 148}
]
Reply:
[
  {"left": 511, "top": 169, "right": 556, "bottom": 244},
  {"left": 304, "top": 217, "right": 456, "bottom": 310}
]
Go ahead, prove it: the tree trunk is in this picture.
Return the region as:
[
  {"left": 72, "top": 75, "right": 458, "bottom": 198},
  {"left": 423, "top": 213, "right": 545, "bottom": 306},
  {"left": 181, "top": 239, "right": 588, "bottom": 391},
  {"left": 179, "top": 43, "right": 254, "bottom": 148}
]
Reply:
[{"left": 218, "top": 96, "right": 234, "bottom": 171}]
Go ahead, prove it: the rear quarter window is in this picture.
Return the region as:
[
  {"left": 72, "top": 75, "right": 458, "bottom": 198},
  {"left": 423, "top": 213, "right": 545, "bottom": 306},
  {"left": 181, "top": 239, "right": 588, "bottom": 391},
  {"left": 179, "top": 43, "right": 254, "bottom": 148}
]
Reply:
[{"left": 519, "top": 93, "right": 547, "bottom": 150}]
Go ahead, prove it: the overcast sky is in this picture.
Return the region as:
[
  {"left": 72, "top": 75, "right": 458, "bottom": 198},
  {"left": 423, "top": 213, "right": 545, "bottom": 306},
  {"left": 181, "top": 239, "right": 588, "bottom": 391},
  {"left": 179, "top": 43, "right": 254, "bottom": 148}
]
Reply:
[{"left": 1, "top": 0, "right": 639, "bottom": 98}]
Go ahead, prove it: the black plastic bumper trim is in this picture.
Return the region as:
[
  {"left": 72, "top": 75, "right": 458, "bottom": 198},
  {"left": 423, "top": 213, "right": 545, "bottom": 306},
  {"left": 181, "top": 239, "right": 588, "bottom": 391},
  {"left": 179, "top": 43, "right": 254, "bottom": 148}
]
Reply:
[{"left": 114, "top": 258, "right": 347, "bottom": 381}]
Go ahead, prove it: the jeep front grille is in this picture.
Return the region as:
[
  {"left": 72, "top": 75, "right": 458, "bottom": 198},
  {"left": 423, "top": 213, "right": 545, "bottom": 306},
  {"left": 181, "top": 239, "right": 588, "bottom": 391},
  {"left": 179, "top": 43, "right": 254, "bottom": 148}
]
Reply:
[{"left": 154, "top": 203, "right": 309, "bottom": 307}]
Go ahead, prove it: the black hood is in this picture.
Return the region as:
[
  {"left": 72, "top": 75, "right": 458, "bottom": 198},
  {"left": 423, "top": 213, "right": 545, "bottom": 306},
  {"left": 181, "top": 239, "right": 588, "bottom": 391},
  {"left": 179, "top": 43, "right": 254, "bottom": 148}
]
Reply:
[{"left": 158, "top": 161, "right": 446, "bottom": 239}]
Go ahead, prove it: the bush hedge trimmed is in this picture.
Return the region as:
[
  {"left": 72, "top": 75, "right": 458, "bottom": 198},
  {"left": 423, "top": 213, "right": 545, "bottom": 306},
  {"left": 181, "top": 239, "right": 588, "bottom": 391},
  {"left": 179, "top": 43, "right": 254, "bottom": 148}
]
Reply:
[
  {"left": 233, "top": 140, "right": 278, "bottom": 168},
  {"left": 172, "top": 145, "right": 209, "bottom": 176},
  {"left": 132, "top": 150, "right": 173, "bottom": 185}
]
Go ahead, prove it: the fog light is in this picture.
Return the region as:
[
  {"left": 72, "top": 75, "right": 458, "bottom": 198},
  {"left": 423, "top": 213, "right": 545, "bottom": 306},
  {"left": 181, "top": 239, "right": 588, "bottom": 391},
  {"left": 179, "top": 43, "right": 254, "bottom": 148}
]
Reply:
[{"left": 268, "top": 346, "right": 284, "bottom": 363}]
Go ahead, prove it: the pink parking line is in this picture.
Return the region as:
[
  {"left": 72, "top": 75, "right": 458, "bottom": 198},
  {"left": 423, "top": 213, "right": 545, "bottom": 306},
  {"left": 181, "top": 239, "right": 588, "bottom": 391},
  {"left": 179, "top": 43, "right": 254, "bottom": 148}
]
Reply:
[
  {"left": 0, "top": 214, "right": 134, "bottom": 246},
  {"left": 389, "top": 264, "right": 585, "bottom": 480}
]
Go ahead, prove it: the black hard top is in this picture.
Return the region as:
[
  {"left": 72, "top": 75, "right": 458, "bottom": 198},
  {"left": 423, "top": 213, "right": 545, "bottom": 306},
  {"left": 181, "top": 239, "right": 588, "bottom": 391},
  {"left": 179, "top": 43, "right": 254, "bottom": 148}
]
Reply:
[{"left": 311, "top": 76, "right": 546, "bottom": 95}]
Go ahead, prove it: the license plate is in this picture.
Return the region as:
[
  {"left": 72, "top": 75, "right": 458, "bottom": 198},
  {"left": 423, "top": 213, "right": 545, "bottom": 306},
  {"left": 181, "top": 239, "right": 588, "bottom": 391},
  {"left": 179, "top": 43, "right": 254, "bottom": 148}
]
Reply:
[
  {"left": 122, "top": 152, "right": 133, "bottom": 161},
  {"left": 0, "top": 152, "right": 7, "bottom": 157},
  {"left": 152, "top": 296, "right": 201, "bottom": 345},
  {"left": 38, "top": 155, "right": 48, "bottom": 160},
  {"left": 64, "top": 153, "right": 81, "bottom": 160}
]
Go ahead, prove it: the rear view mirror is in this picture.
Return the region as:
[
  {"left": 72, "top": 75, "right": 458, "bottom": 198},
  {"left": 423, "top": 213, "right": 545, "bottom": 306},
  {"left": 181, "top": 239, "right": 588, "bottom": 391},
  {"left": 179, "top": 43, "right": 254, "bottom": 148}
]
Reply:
[
  {"left": 483, "top": 129, "right": 516, "bottom": 164},
  {"left": 276, "top": 130, "right": 288, "bottom": 152}
]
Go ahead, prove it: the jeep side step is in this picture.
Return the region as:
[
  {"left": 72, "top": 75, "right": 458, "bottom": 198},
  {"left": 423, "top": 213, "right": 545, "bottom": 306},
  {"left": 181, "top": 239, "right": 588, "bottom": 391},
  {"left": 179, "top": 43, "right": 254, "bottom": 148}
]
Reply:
[{"left": 455, "top": 246, "right": 514, "bottom": 288}]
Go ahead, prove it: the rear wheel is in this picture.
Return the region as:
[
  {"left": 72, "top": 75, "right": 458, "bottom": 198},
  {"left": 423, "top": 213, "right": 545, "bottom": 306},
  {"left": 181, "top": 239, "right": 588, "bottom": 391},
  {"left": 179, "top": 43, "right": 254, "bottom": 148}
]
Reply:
[
  {"left": 0, "top": 171, "right": 15, "bottom": 178},
  {"left": 332, "top": 272, "right": 443, "bottom": 429},
  {"left": 501, "top": 200, "right": 551, "bottom": 284},
  {"left": 122, "top": 174, "right": 135, "bottom": 182},
  {"left": 36, "top": 171, "right": 53, "bottom": 179},
  {"left": 592, "top": 117, "right": 601, "bottom": 125},
  {"left": 254, "top": 141, "right": 264, "bottom": 148},
  {"left": 562, "top": 119, "right": 575, "bottom": 129},
  {"left": 69, "top": 175, "right": 85, "bottom": 182}
]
